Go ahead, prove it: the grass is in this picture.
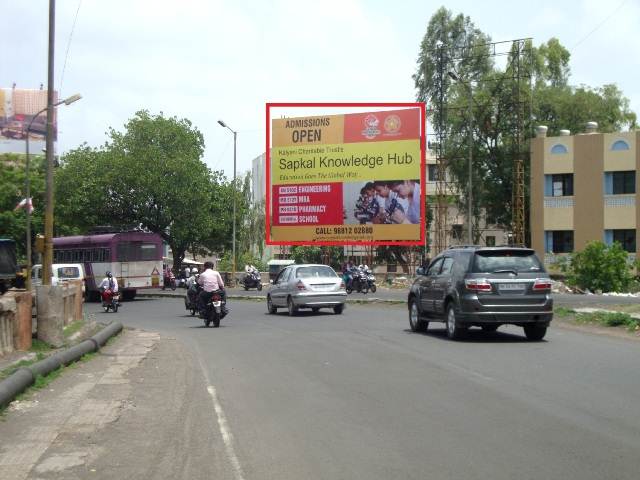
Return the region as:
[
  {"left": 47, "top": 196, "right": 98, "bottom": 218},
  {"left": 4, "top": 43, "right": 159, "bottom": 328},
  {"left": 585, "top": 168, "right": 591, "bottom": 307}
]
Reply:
[
  {"left": 30, "top": 339, "right": 52, "bottom": 353},
  {"left": 63, "top": 319, "right": 85, "bottom": 338},
  {"left": 554, "top": 307, "right": 575, "bottom": 317},
  {"left": 575, "top": 311, "right": 640, "bottom": 332}
]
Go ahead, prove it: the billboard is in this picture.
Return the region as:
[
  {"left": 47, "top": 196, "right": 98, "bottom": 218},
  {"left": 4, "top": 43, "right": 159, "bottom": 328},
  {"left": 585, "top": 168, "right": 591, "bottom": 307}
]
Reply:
[
  {"left": 0, "top": 88, "right": 57, "bottom": 154},
  {"left": 266, "top": 103, "right": 426, "bottom": 246}
]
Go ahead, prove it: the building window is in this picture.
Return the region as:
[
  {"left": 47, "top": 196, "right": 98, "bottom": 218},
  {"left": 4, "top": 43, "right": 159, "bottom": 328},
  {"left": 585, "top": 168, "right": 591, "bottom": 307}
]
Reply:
[
  {"left": 486, "top": 236, "right": 496, "bottom": 247},
  {"left": 451, "top": 224, "right": 463, "bottom": 240},
  {"left": 545, "top": 230, "right": 574, "bottom": 253},
  {"left": 550, "top": 144, "right": 568, "bottom": 154},
  {"left": 611, "top": 140, "right": 630, "bottom": 151},
  {"left": 427, "top": 164, "right": 444, "bottom": 182},
  {"left": 545, "top": 174, "right": 573, "bottom": 196},
  {"left": 612, "top": 171, "right": 635, "bottom": 194},
  {"left": 606, "top": 229, "right": 636, "bottom": 252}
]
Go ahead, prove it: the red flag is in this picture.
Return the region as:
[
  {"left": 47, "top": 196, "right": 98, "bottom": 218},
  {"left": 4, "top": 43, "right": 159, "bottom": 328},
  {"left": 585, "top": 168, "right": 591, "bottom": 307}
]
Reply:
[{"left": 14, "top": 197, "right": 34, "bottom": 214}]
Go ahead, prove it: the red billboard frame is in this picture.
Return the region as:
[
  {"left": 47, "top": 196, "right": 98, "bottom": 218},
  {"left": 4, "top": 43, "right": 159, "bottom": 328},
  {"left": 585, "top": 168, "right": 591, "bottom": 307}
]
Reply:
[{"left": 265, "top": 102, "right": 427, "bottom": 246}]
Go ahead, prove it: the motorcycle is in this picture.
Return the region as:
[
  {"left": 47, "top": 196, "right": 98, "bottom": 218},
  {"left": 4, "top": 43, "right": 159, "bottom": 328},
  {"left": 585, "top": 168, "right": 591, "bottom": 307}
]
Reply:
[
  {"left": 163, "top": 270, "right": 177, "bottom": 291},
  {"left": 242, "top": 271, "right": 262, "bottom": 291},
  {"left": 184, "top": 281, "right": 200, "bottom": 316},
  {"left": 346, "top": 268, "right": 369, "bottom": 294},
  {"left": 101, "top": 288, "right": 120, "bottom": 313},
  {"left": 364, "top": 268, "right": 377, "bottom": 293},
  {"left": 200, "top": 289, "right": 227, "bottom": 328}
]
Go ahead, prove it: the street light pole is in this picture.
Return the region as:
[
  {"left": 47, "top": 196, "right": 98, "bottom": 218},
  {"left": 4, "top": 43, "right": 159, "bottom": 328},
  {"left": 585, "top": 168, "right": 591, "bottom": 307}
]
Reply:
[
  {"left": 24, "top": 94, "right": 81, "bottom": 290},
  {"left": 218, "top": 120, "right": 237, "bottom": 287},
  {"left": 448, "top": 71, "right": 473, "bottom": 244}
]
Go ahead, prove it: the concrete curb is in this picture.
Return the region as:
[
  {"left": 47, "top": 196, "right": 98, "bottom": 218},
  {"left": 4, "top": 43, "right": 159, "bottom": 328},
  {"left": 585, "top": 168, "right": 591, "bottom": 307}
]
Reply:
[
  {"left": 136, "top": 291, "right": 406, "bottom": 305},
  {"left": 0, "top": 321, "right": 123, "bottom": 409}
]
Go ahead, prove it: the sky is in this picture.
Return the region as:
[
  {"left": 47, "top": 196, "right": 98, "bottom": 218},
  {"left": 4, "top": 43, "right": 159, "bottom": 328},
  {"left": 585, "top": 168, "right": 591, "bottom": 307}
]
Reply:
[{"left": 2, "top": 0, "right": 639, "bottom": 180}]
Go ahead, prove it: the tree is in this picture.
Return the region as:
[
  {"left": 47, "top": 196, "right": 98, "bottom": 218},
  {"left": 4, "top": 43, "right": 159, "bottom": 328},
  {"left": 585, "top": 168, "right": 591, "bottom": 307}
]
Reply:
[
  {"left": 414, "top": 10, "right": 637, "bottom": 240},
  {"left": 56, "top": 111, "right": 231, "bottom": 272},
  {"left": 0, "top": 153, "right": 46, "bottom": 262}
]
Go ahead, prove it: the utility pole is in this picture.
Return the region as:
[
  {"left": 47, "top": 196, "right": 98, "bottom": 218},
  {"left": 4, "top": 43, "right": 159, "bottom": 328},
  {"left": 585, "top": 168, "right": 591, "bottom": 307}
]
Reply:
[{"left": 43, "top": 0, "right": 56, "bottom": 286}]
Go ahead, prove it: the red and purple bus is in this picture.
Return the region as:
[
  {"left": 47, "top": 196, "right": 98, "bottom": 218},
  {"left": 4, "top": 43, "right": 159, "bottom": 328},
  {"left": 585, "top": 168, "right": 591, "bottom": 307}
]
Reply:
[{"left": 53, "top": 231, "right": 164, "bottom": 300}]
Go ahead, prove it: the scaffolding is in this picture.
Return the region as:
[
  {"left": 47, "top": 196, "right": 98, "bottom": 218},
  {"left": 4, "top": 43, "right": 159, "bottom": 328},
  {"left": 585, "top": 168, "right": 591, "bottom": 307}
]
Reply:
[{"left": 427, "top": 38, "right": 532, "bottom": 255}]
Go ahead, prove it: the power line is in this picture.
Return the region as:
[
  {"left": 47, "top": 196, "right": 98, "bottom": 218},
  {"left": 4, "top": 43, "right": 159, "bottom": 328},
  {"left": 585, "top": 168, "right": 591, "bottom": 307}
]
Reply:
[
  {"left": 572, "top": 0, "right": 629, "bottom": 51},
  {"left": 60, "top": 0, "right": 82, "bottom": 94}
]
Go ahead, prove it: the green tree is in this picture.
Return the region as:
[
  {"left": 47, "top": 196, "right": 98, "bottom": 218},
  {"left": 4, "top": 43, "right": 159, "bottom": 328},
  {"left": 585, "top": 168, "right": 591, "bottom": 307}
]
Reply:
[
  {"left": 414, "top": 11, "right": 637, "bottom": 238},
  {"left": 0, "top": 153, "right": 46, "bottom": 262},
  {"left": 56, "top": 111, "right": 231, "bottom": 272}
]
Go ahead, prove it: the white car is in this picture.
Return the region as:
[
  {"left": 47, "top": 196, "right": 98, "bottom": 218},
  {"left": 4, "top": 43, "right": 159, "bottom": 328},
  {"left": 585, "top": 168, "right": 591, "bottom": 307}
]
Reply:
[
  {"left": 267, "top": 264, "right": 347, "bottom": 315},
  {"left": 32, "top": 263, "right": 86, "bottom": 294}
]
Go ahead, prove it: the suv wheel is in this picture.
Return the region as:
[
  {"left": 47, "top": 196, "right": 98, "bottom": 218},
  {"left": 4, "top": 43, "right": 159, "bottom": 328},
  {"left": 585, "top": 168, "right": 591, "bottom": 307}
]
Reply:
[
  {"left": 523, "top": 324, "right": 547, "bottom": 341},
  {"left": 446, "top": 304, "right": 466, "bottom": 340},
  {"left": 408, "top": 300, "right": 428, "bottom": 332}
]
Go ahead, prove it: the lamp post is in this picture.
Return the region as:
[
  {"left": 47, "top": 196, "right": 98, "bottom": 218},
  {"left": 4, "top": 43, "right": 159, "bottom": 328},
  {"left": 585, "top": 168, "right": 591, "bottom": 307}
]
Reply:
[
  {"left": 448, "top": 71, "right": 473, "bottom": 244},
  {"left": 24, "top": 94, "right": 81, "bottom": 290},
  {"left": 217, "top": 119, "right": 237, "bottom": 286}
]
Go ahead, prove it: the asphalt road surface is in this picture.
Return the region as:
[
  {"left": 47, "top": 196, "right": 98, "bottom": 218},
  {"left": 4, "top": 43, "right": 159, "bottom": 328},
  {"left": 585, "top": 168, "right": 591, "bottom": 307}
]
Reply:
[
  {"left": 78, "top": 297, "right": 639, "bottom": 480},
  {"left": 154, "top": 285, "right": 640, "bottom": 307}
]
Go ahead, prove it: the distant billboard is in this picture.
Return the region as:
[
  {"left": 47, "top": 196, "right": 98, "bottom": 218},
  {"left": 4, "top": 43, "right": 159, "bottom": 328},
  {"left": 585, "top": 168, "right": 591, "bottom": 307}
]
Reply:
[
  {"left": 0, "top": 88, "right": 57, "bottom": 154},
  {"left": 266, "top": 103, "right": 426, "bottom": 246}
]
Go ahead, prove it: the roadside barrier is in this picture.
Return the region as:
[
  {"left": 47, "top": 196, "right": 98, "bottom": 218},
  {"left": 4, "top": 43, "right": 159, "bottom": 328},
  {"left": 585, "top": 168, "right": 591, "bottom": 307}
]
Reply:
[
  {"left": 0, "top": 321, "right": 123, "bottom": 409},
  {"left": 0, "top": 291, "right": 33, "bottom": 355}
]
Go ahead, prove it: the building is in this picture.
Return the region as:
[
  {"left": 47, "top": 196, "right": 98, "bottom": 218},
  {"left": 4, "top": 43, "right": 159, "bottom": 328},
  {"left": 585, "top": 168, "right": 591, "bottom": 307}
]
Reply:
[{"left": 530, "top": 123, "right": 639, "bottom": 263}]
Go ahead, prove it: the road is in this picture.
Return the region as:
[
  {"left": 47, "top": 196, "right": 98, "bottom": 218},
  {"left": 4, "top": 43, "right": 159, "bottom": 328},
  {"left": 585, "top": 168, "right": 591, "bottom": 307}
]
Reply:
[
  {"left": 74, "top": 296, "right": 639, "bottom": 479},
  {"left": 154, "top": 284, "right": 640, "bottom": 307}
]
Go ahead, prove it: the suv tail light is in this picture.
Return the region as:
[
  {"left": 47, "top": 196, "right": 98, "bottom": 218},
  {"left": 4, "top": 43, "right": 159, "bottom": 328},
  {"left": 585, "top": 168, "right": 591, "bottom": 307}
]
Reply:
[
  {"left": 296, "top": 280, "right": 307, "bottom": 291},
  {"left": 465, "top": 278, "right": 492, "bottom": 292},
  {"left": 532, "top": 278, "right": 552, "bottom": 291}
]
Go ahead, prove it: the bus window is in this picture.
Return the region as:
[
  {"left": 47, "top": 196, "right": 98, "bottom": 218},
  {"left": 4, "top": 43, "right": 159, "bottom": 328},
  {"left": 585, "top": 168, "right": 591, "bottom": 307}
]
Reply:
[
  {"left": 117, "top": 242, "right": 135, "bottom": 261},
  {"left": 141, "top": 244, "right": 158, "bottom": 260}
]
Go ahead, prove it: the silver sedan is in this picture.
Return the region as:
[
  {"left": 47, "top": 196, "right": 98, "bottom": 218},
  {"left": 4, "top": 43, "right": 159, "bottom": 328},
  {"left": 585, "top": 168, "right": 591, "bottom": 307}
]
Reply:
[{"left": 267, "top": 264, "right": 347, "bottom": 315}]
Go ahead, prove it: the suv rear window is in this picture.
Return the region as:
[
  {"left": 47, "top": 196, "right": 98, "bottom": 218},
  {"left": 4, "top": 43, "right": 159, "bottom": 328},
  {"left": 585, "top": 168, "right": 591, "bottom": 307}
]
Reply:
[{"left": 472, "top": 250, "right": 543, "bottom": 273}]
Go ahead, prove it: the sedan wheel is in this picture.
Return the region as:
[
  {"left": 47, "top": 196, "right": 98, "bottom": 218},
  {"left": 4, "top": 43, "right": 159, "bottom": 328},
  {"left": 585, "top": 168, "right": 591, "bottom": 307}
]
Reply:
[
  {"left": 409, "top": 300, "right": 428, "bottom": 332},
  {"left": 267, "top": 295, "right": 277, "bottom": 314},
  {"left": 287, "top": 297, "right": 298, "bottom": 316},
  {"left": 446, "top": 305, "right": 466, "bottom": 340}
]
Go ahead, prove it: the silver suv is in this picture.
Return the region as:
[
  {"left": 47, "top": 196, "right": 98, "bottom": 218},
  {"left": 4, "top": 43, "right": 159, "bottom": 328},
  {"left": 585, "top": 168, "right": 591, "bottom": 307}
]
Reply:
[{"left": 408, "top": 246, "right": 553, "bottom": 341}]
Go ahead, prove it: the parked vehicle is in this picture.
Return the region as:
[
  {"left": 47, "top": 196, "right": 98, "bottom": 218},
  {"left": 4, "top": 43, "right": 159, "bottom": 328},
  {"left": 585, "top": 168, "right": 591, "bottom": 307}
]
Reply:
[
  {"left": 32, "top": 263, "right": 86, "bottom": 294},
  {"left": 407, "top": 246, "right": 553, "bottom": 341},
  {"left": 267, "top": 259, "right": 295, "bottom": 283},
  {"left": 201, "top": 289, "right": 226, "bottom": 327},
  {"left": 53, "top": 231, "right": 164, "bottom": 301},
  {"left": 266, "top": 264, "right": 346, "bottom": 315},
  {"left": 101, "top": 288, "right": 120, "bottom": 313},
  {"left": 0, "top": 239, "right": 17, "bottom": 295},
  {"left": 242, "top": 271, "right": 262, "bottom": 291},
  {"left": 346, "top": 266, "right": 369, "bottom": 294}
]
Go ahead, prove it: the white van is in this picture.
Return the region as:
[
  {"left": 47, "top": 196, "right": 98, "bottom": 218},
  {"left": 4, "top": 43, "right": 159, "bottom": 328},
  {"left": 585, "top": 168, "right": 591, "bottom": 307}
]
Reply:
[{"left": 32, "top": 263, "right": 86, "bottom": 294}]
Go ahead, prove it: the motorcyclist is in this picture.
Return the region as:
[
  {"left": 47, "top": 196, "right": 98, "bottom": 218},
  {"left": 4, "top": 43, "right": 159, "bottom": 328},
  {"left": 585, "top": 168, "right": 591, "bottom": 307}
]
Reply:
[
  {"left": 98, "top": 271, "right": 118, "bottom": 305},
  {"left": 197, "top": 261, "right": 228, "bottom": 316},
  {"left": 186, "top": 268, "right": 200, "bottom": 309}
]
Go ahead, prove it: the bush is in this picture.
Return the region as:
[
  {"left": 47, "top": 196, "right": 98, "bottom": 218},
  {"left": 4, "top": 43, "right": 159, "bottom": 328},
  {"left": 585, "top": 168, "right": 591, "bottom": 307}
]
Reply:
[
  {"left": 565, "top": 241, "right": 633, "bottom": 293},
  {"left": 217, "top": 252, "right": 266, "bottom": 272}
]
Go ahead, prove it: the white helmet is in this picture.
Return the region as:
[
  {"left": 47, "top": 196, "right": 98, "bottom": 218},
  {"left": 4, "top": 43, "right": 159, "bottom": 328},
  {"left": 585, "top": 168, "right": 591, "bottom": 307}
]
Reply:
[{"left": 191, "top": 267, "right": 199, "bottom": 274}]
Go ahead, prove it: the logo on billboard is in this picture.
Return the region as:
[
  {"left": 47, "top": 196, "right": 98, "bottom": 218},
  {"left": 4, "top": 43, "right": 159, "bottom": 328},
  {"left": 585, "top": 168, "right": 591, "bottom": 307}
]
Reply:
[
  {"left": 361, "top": 114, "right": 380, "bottom": 140},
  {"left": 383, "top": 114, "right": 401, "bottom": 135}
]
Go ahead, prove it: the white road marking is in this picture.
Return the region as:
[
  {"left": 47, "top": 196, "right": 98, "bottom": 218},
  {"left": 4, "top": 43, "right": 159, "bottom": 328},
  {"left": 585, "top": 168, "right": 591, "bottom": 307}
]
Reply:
[{"left": 207, "top": 385, "right": 246, "bottom": 480}]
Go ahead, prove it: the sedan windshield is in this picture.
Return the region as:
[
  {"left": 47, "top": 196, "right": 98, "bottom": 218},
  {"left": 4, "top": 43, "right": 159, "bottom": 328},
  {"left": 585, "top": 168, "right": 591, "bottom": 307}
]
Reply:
[
  {"left": 472, "top": 250, "right": 543, "bottom": 273},
  {"left": 295, "top": 266, "right": 337, "bottom": 279}
]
